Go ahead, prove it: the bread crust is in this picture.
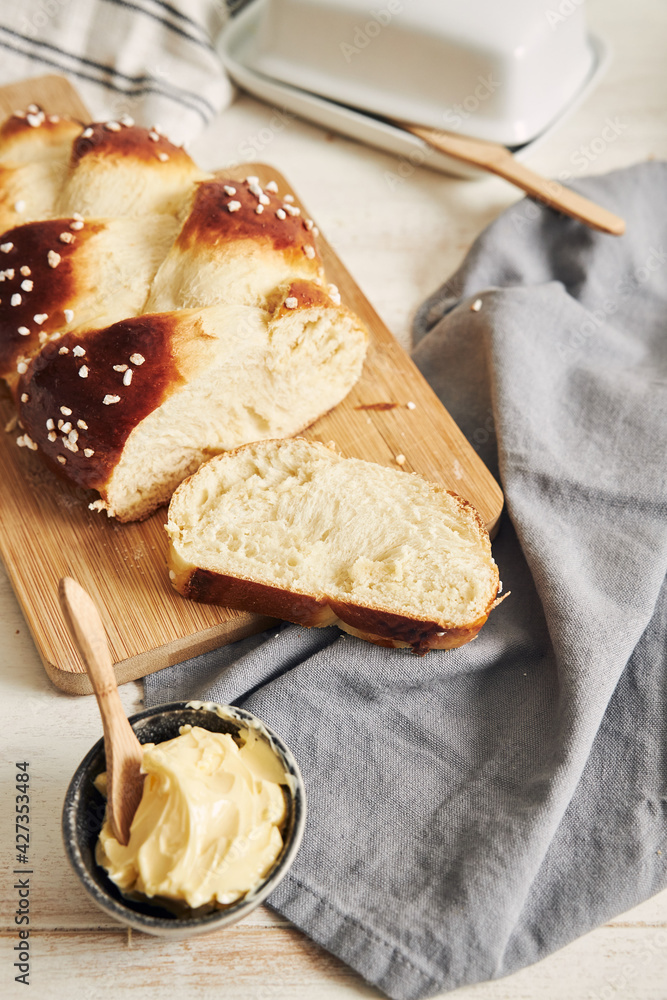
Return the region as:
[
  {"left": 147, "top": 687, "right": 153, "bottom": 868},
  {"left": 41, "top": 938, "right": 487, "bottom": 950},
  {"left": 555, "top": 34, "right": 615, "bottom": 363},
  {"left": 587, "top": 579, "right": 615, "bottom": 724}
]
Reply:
[
  {"left": 171, "top": 565, "right": 495, "bottom": 655},
  {"left": 17, "top": 313, "right": 183, "bottom": 489},
  {"left": 57, "top": 121, "right": 206, "bottom": 218},
  {"left": 177, "top": 179, "right": 320, "bottom": 262},
  {"left": 0, "top": 110, "right": 82, "bottom": 165},
  {"left": 167, "top": 439, "right": 500, "bottom": 653},
  {"left": 17, "top": 292, "right": 367, "bottom": 520},
  {"left": 69, "top": 122, "right": 191, "bottom": 170},
  {"left": 0, "top": 109, "right": 369, "bottom": 520},
  {"left": 0, "top": 218, "right": 103, "bottom": 382},
  {"left": 178, "top": 568, "right": 337, "bottom": 627}
]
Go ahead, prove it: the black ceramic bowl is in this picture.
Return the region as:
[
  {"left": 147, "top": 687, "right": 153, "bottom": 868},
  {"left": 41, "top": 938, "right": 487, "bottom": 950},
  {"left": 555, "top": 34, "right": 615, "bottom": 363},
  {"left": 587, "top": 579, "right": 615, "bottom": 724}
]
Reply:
[{"left": 62, "top": 701, "right": 306, "bottom": 937}]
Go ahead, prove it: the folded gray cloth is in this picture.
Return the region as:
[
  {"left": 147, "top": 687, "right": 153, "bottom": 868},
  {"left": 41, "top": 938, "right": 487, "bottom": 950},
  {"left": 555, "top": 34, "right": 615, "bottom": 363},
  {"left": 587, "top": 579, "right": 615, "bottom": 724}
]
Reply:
[
  {"left": 0, "top": 0, "right": 234, "bottom": 143},
  {"left": 145, "top": 162, "right": 667, "bottom": 999}
]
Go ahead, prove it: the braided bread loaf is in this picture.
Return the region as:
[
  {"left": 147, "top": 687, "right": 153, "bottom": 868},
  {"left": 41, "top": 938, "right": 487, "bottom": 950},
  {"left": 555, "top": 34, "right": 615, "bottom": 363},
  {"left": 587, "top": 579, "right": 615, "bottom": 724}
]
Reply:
[{"left": 0, "top": 107, "right": 368, "bottom": 521}]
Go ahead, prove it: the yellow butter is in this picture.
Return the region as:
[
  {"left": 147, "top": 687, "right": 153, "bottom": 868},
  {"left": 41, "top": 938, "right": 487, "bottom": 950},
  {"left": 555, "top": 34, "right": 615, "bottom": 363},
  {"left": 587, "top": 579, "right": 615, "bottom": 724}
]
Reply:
[{"left": 95, "top": 724, "right": 287, "bottom": 909}]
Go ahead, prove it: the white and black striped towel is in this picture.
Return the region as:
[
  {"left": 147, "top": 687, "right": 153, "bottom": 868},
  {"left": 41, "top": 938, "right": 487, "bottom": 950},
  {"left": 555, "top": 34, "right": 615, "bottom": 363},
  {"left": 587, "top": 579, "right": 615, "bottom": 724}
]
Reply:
[{"left": 0, "top": 0, "right": 238, "bottom": 143}]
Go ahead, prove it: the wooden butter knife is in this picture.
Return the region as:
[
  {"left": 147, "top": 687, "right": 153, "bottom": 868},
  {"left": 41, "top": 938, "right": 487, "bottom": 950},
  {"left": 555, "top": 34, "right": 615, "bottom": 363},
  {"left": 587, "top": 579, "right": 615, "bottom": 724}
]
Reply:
[{"left": 398, "top": 121, "right": 625, "bottom": 236}]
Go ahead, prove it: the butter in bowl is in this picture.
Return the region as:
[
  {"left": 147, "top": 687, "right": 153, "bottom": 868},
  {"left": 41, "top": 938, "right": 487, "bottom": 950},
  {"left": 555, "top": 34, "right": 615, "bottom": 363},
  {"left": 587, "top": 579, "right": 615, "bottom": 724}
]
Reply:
[{"left": 62, "top": 701, "right": 306, "bottom": 937}]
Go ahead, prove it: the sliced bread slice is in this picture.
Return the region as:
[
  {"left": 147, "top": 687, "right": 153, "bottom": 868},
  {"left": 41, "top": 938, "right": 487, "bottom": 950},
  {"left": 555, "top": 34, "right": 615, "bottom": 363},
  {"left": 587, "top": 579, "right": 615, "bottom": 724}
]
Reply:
[{"left": 166, "top": 439, "right": 500, "bottom": 653}]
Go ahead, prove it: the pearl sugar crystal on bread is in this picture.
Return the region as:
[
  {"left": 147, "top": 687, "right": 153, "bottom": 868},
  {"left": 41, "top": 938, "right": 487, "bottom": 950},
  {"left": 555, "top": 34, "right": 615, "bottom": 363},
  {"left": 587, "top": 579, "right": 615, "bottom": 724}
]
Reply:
[{"left": 0, "top": 107, "right": 368, "bottom": 520}]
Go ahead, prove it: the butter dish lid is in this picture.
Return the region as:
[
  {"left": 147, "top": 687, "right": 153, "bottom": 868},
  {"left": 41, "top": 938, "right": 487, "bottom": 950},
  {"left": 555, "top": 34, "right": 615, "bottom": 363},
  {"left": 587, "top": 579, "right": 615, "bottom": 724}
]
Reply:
[
  {"left": 238, "top": 0, "right": 597, "bottom": 147},
  {"left": 220, "top": 3, "right": 610, "bottom": 180}
]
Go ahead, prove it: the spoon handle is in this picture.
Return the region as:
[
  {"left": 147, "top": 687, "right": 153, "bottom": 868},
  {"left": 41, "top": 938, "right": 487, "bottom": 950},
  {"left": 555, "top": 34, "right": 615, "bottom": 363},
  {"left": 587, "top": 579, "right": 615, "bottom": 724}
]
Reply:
[
  {"left": 59, "top": 577, "right": 144, "bottom": 845},
  {"left": 402, "top": 123, "right": 626, "bottom": 237}
]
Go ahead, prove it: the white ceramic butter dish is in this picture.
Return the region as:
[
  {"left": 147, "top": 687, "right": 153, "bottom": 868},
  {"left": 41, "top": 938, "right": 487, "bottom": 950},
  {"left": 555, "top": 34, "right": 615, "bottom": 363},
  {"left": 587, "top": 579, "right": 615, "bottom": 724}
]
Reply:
[
  {"left": 220, "top": 0, "right": 610, "bottom": 179},
  {"left": 233, "top": 0, "right": 598, "bottom": 146}
]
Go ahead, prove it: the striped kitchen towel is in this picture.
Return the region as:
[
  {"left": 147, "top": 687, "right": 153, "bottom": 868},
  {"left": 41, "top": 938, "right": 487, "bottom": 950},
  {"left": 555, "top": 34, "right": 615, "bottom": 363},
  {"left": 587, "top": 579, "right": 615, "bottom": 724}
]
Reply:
[{"left": 0, "top": 0, "right": 237, "bottom": 143}]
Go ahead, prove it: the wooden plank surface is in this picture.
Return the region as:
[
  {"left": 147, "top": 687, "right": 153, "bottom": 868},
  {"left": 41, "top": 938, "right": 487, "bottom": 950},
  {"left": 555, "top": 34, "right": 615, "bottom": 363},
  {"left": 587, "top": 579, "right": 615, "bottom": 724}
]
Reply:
[
  {"left": 2, "top": 913, "right": 667, "bottom": 1000},
  {"left": 0, "top": 76, "right": 503, "bottom": 695}
]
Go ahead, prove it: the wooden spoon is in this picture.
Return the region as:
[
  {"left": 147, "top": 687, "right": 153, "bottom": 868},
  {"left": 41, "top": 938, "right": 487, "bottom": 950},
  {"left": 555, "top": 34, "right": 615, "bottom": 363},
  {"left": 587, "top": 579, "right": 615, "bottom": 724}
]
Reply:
[
  {"left": 397, "top": 121, "right": 626, "bottom": 236},
  {"left": 59, "top": 577, "right": 145, "bottom": 846}
]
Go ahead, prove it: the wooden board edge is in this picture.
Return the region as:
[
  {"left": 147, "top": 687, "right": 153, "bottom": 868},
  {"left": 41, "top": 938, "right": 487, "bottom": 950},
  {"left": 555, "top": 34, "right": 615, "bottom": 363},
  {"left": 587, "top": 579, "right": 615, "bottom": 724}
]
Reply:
[
  {"left": 41, "top": 613, "right": 277, "bottom": 694},
  {"left": 0, "top": 74, "right": 90, "bottom": 120}
]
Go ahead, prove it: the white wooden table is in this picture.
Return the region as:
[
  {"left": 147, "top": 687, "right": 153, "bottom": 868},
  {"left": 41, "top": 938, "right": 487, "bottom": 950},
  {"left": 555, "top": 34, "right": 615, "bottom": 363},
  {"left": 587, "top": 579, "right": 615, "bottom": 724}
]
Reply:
[{"left": 2, "top": 0, "right": 666, "bottom": 996}]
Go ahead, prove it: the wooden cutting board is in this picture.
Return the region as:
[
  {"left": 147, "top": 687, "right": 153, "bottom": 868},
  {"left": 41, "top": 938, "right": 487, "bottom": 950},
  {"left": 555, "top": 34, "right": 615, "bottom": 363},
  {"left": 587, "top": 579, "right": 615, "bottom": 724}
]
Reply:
[{"left": 0, "top": 75, "right": 503, "bottom": 694}]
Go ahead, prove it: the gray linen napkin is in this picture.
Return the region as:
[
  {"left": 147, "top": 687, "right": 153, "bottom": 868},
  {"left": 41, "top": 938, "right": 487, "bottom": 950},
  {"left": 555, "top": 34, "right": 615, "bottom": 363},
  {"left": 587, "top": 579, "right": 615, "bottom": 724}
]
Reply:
[{"left": 145, "top": 162, "right": 667, "bottom": 999}]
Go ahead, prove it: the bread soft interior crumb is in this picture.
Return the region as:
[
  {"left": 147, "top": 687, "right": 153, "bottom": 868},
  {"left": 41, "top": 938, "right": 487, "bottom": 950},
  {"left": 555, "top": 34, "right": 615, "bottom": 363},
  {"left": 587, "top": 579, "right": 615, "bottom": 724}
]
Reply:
[
  {"left": 105, "top": 303, "right": 367, "bottom": 520},
  {"left": 167, "top": 440, "right": 497, "bottom": 626}
]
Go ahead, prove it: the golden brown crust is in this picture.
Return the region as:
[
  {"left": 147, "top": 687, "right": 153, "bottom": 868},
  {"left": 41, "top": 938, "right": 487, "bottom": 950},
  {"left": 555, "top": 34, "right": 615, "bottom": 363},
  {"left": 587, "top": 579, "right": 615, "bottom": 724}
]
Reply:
[
  {"left": 177, "top": 178, "right": 321, "bottom": 263},
  {"left": 280, "top": 279, "right": 333, "bottom": 311},
  {"left": 441, "top": 488, "right": 490, "bottom": 549},
  {"left": 70, "top": 122, "right": 192, "bottom": 170},
  {"left": 0, "top": 109, "right": 367, "bottom": 520},
  {"left": 0, "top": 109, "right": 82, "bottom": 162},
  {"left": 17, "top": 314, "right": 185, "bottom": 489},
  {"left": 327, "top": 600, "right": 491, "bottom": 653},
  {"left": 173, "top": 565, "right": 494, "bottom": 654},
  {"left": 336, "top": 621, "right": 487, "bottom": 653},
  {"left": 179, "top": 569, "right": 337, "bottom": 627},
  {"left": 0, "top": 218, "right": 103, "bottom": 381}
]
